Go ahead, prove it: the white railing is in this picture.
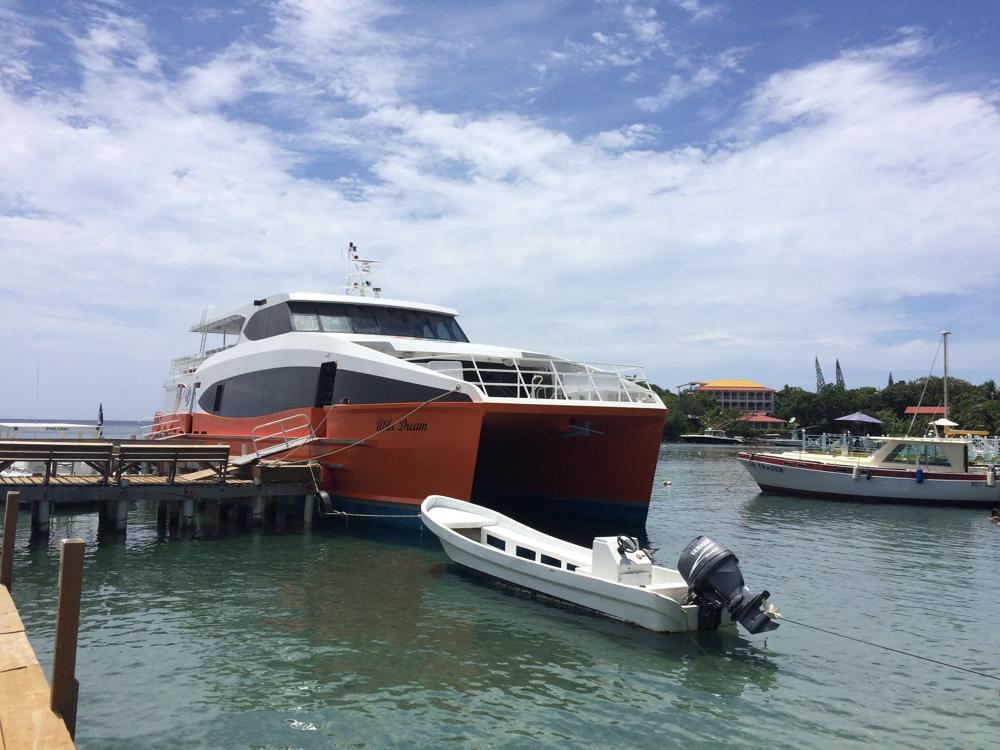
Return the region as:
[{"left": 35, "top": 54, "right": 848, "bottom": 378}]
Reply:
[
  {"left": 968, "top": 436, "right": 1000, "bottom": 463},
  {"left": 137, "top": 414, "right": 186, "bottom": 440},
  {"left": 169, "top": 344, "right": 236, "bottom": 377},
  {"left": 794, "top": 433, "right": 884, "bottom": 456},
  {"left": 410, "top": 356, "right": 659, "bottom": 404},
  {"left": 250, "top": 413, "right": 316, "bottom": 458},
  {"left": 791, "top": 432, "right": 1000, "bottom": 464}
]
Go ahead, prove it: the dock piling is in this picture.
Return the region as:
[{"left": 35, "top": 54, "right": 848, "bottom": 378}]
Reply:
[
  {"left": 50, "top": 537, "right": 84, "bottom": 740},
  {"left": 115, "top": 498, "right": 128, "bottom": 532},
  {"left": 31, "top": 498, "right": 51, "bottom": 539},
  {"left": 1, "top": 490, "right": 18, "bottom": 590},
  {"left": 303, "top": 494, "right": 314, "bottom": 527}
]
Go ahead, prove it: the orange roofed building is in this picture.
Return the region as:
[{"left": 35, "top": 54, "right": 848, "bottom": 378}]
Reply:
[{"left": 678, "top": 379, "right": 777, "bottom": 414}]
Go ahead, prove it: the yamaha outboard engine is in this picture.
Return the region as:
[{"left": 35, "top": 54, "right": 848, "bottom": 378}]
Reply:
[{"left": 678, "top": 536, "right": 778, "bottom": 635}]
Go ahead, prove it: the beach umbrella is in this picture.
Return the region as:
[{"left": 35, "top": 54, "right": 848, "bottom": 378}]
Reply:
[
  {"left": 834, "top": 411, "right": 883, "bottom": 424},
  {"left": 929, "top": 418, "right": 958, "bottom": 427}
]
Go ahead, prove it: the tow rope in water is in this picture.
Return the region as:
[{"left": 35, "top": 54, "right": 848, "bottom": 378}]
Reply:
[{"left": 776, "top": 614, "right": 1000, "bottom": 683}]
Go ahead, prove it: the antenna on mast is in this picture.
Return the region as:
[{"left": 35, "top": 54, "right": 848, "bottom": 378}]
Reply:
[{"left": 343, "top": 242, "right": 381, "bottom": 297}]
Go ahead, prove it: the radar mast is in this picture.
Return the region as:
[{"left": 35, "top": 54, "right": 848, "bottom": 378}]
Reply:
[{"left": 343, "top": 241, "right": 381, "bottom": 297}]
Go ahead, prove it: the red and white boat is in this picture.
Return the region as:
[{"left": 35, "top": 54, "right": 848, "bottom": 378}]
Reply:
[
  {"left": 147, "top": 246, "right": 666, "bottom": 523},
  {"left": 738, "top": 436, "right": 1000, "bottom": 507}
]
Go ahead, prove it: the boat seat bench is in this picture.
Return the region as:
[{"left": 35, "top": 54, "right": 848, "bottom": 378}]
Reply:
[{"left": 431, "top": 507, "right": 495, "bottom": 529}]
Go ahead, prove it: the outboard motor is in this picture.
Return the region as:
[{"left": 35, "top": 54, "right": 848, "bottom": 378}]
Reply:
[{"left": 677, "top": 536, "right": 779, "bottom": 635}]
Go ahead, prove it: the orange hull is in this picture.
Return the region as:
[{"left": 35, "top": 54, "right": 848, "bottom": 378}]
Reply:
[{"left": 170, "top": 401, "right": 665, "bottom": 523}]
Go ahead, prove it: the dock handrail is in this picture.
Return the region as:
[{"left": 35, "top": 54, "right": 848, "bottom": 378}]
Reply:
[
  {"left": 408, "top": 355, "right": 658, "bottom": 404},
  {"left": 250, "top": 413, "right": 316, "bottom": 459},
  {"left": 0, "top": 440, "right": 114, "bottom": 485}
]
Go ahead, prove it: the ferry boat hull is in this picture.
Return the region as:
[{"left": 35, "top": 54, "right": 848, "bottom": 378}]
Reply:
[
  {"left": 168, "top": 400, "right": 665, "bottom": 523},
  {"left": 738, "top": 451, "right": 1000, "bottom": 507}
]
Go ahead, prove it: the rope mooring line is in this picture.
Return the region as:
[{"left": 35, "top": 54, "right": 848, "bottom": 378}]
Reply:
[
  {"left": 278, "top": 389, "right": 456, "bottom": 465},
  {"left": 726, "top": 452, "right": 756, "bottom": 490},
  {"left": 777, "top": 615, "right": 1000, "bottom": 683}
]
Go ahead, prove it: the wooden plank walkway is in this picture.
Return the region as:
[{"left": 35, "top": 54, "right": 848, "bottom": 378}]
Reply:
[{"left": 0, "top": 586, "right": 75, "bottom": 749}]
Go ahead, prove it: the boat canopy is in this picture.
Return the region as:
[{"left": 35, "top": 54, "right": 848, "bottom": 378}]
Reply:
[
  {"left": 190, "top": 314, "right": 246, "bottom": 335},
  {"left": 871, "top": 437, "right": 968, "bottom": 472}
]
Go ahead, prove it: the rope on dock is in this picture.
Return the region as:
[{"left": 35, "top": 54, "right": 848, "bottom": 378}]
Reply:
[{"left": 776, "top": 614, "right": 1000, "bottom": 683}]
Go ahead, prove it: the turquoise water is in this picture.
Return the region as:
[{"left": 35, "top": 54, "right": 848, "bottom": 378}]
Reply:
[{"left": 2, "top": 443, "right": 998, "bottom": 748}]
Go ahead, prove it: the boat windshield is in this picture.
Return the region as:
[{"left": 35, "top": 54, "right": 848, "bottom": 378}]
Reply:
[
  {"left": 883, "top": 442, "right": 952, "bottom": 467},
  {"left": 288, "top": 302, "right": 469, "bottom": 342}
]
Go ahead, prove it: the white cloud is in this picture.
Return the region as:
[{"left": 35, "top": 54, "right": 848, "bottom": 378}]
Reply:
[
  {"left": 0, "top": 7, "right": 998, "bottom": 418},
  {"left": 635, "top": 46, "right": 746, "bottom": 110},
  {"left": 668, "top": 0, "right": 725, "bottom": 23}
]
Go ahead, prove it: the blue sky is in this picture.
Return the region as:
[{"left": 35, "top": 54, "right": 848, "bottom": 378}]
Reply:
[{"left": 1, "top": 0, "right": 999, "bottom": 419}]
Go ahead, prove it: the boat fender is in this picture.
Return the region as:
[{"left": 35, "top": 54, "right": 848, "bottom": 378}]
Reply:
[
  {"left": 988, "top": 466, "right": 996, "bottom": 487},
  {"left": 852, "top": 465, "right": 860, "bottom": 481},
  {"left": 915, "top": 468, "right": 924, "bottom": 484}
]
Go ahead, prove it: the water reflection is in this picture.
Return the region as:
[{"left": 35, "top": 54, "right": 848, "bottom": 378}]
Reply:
[{"left": 5, "top": 448, "right": 998, "bottom": 749}]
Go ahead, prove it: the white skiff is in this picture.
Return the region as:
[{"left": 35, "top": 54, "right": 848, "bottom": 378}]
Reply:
[{"left": 421, "top": 495, "right": 780, "bottom": 635}]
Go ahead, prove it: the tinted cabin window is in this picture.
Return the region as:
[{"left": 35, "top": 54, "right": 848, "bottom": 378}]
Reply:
[
  {"left": 516, "top": 546, "right": 536, "bottom": 561},
  {"left": 244, "top": 304, "right": 293, "bottom": 340},
  {"left": 486, "top": 534, "right": 506, "bottom": 551},
  {"left": 318, "top": 307, "right": 352, "bottom": 333},
  {"left": 291, "top": 310, "right": 321, "bottom": 331},
  {"left": 198, "top": 367, "right": 320, "bottom": 418},
  {"left": 348, "top": 305, "right": 382, "bottom": 335},
  {"left": 286, "top": 301, "right": 469, "bottom": 342}
]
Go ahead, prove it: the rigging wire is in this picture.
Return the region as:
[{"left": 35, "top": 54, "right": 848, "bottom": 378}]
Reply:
[
  {"left": 905, "top": 337, "right": 943, "bottom": 437},
  {"left": 777, "top": 614, "right": 1000, "bottom": 683}
]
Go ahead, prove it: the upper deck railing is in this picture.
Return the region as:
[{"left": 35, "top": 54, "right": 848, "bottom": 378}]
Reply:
[
  {"left": 169, "top": 344, "right": 236, "bottom": 377},
  {"left": 408, "top": 355, "right": 660, "bottom": 404}
]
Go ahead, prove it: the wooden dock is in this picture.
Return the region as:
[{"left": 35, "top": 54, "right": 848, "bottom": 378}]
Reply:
[
  {"left": 0, "top": 586, "right": 76, "bottom": 749},
  {"left": 0, "top": 440, "right": 320, "bottom": 536},
  {"left": 1, "top": 496, "right": 79, "bottom": 749}
]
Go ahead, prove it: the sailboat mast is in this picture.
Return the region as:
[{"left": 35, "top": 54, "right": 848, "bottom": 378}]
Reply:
[{"left": 941, "top": 330, "right": 950, "bottom": 420}]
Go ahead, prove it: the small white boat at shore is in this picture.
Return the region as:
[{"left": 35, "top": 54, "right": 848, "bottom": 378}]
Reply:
[{"left": 420, "top": 495, "right": 778, "bottom": 635}]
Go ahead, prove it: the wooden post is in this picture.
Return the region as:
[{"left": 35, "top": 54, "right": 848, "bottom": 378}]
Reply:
[
  {"left": 1, "top": 490, "right": 18, "bottom": 591},
  {"left": 51, "top": 537, "right": 84, "bottom": 740}
]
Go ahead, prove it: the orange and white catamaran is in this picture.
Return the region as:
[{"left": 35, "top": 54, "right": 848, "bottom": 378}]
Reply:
[{"left": 147, "top": 244, "right": 666, "bottom": 522}]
